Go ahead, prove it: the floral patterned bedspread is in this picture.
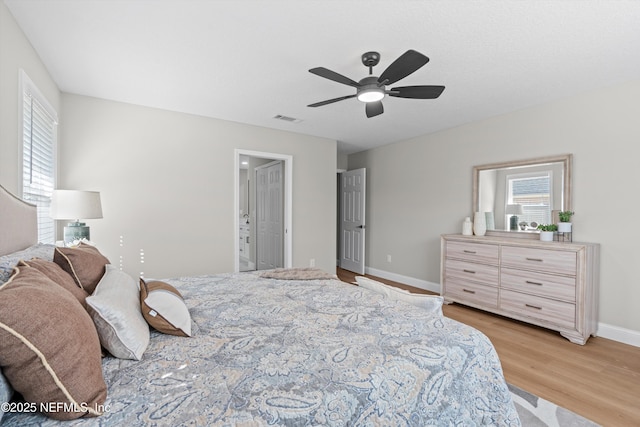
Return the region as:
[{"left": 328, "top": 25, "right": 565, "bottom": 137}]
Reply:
[{"left": 3, "top": 271, "right": 520, "bottom": 426}]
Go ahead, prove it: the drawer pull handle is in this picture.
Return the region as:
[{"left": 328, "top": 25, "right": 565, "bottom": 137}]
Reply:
[
  {"left": 525, "top": 257, "right": 544, "bottom": 262},
  {"left": 525, "top": 304, "right": 542, "bottom": 310},
  {"left": 462, "top": 289, "right": 476, "bottom": 294},
  {"left": 463, "top": 269, "right": 476, "bottom": 274},
  {"left": 525, "top": 280, "right": 543, "bottom": 286},
  {"left": 463, "top": 250, "right": 477, "bottom": 254}
]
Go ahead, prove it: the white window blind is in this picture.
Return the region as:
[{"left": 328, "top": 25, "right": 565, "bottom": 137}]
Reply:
[
  {"left": 507, "top": 172, "right": 552, "bottom": 226},
  {"left": 21, "top": 71, "right": 57, "bottom": 244}
]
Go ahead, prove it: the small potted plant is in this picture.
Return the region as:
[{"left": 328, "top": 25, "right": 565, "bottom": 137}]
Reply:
[
  {"left": 558, "top": 211, "right": 574, "bottom": 232},
  {"left": 537, "top": 224, "right": 557, "bottom": 241}
]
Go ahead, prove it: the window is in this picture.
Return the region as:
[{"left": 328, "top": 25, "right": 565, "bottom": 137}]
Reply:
[
  {"left": 20, "top": 70, "right": 57, "bottom": 244},
  {"left": 506, "top": 171, "right": 552, "bottom": 227}
]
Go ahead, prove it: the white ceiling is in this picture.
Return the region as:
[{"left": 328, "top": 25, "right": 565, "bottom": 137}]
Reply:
[{"left": 6, "top": 0, "right": 640, "bottom": 154}]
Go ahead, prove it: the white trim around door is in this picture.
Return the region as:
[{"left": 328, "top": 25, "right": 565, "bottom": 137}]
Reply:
[{"left": 234, "top": 149, "right": 293, "bottom": 272}]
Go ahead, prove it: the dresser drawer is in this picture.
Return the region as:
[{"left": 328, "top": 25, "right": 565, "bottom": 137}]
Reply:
[
  {"left": 445, "top": 278, "right": 498, "bottom": 309},
  {"left": 501, "top": 268, "right": 576, "bottom": 302},
  {"left": 500, "top": 289, "right": 575, "bottom": 329},
  {"left": 445, "top": 258, "right": 499, "bottom": 286},
  {"left": 446, "top": 241, "right": 499, "bottom": 264},
  {"left": 501, "top": 246, "right": 577, "bottom": 276}
]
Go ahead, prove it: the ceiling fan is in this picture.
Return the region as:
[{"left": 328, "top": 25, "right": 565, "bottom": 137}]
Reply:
[{"left": 307, "top": 50, "right": 445, "bottom": 118}]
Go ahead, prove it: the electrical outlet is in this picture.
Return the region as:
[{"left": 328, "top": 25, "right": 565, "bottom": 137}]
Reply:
[
  {"left": 387, "top": 254, "right": 392, "bottom": 263},
  {"left": 310, "top": 258, "right": 315, "bottom": 267}
]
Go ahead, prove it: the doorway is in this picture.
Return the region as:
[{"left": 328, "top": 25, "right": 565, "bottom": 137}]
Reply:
[{"left": 234, "top": 149, "right": 292, "bottom": 272}]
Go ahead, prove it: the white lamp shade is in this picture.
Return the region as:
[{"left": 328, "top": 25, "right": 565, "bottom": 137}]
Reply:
[
  {"left": 505, "top": 204, "right": 524, "bottom": 215},
  {"left": 50, "top": 190, "right": 103, "bottom": 220}
]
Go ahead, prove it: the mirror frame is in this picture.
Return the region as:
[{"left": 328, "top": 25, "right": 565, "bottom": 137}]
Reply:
[{"left": 473, "top": 154, "right": 572, "bottom": 237}]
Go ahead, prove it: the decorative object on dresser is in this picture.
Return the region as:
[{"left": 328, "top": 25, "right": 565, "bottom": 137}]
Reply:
[
  {"left": 536, "top": 223, "right": 558, "bottom": 241},
  {"left": 473, "top": 211, "right": 486, "bottom": 236},
  {"left": 462, "top": 216, "right": 473, "bottom": 235},
  {"left": 557, "top": 210, "right": 574, "bottom": 232},
  {"left": 557, "top": 210, "right": 574, "bottom": 242},
  {"left": 50, "top": 190, "right": 103, "bottom": 244},
  {"left": 441, "top": 234, "right": 599, "bottom": 344}
]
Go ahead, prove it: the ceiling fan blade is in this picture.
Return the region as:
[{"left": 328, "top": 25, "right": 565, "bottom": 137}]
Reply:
[
  {"left": 378, "top": 50, "right": 429, "bottom": 85},
  {"left": 389, "top": 85, "right": 445, "bottom": 99},
  {"left": 365, "top": 101, "right": 384, "bottom": 118},
  {"left": 309, "top": 67, "right": 360, "bottom": 88},
  {"left": 308, "top": 94, "right": 357, "bottom": 107}
]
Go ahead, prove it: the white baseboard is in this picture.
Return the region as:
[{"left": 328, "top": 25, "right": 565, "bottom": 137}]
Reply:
[
  {"left": 363, "top": 266, "right": 640, "bottom": 348},
  {"left": 597, "top": 323, "right": 640, "bottom": 348},
  {"left": 365, "top": 267, "right": 441, "bottom": 294}
]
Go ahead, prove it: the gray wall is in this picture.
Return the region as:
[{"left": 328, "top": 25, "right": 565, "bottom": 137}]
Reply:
[
  {"left": 59, "top": 94, "right": 337, "bottom": 278},
  {"left": 349, "top": 79, "right": 640, "bottom": 338}
]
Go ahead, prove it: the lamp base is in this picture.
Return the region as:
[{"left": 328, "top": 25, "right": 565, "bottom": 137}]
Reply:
[
  {"left": 509, "top": 215, "right": 519, "bottom": 231},
  {"left": 63, "top": 222, "right": 90, "bottom": 244}
]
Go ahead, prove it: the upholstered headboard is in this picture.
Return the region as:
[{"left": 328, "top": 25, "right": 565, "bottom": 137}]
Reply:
[{"left": 0, "top": 184, "right": 38, "bottom": 256}]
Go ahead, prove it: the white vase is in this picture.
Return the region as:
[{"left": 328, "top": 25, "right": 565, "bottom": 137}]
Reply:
[
  {"left": 473, "top": 212, "right": 486, "bottom": 236},
  {"left": 462, "top": 217, "right": 473, "bottom": 235},
  {"left": 540, "top": 231, "right": 554, "bottom": 242},
  {"left": 558, "top": 222, "right": 572, "bottom": 233}
]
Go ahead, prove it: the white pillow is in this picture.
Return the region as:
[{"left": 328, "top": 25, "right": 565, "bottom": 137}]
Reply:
[
  {"left": 140, "top": 279, "right": 192, "bottom": 337},
  {"left": 385, "top": 285, "right": 444, "bottom": 315},
  {"left": 355, "top": 276, "right": 392, "bottom": 297},
  {"left": 356, "top": 276, "right": 443, "bottom": 316},
  {"left": 86, "top": 265, "right": 150, "bottom": 360}
]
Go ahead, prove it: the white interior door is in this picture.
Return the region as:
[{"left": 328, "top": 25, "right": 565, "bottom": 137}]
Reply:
[
  {"left": 340, "top": 168, "right": 366, "bottom": 274},
  {"left": 256, "top": 161, "right": 283, "bottom": 270}
]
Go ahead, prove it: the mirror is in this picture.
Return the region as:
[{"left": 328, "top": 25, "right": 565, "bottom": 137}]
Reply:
[{"left": 473, "top": 154, "right": 572, "bottom": 235}]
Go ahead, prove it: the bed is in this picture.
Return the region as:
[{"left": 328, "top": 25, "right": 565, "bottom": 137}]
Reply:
[{"left": 0, "top": 184, "right": 520, "bottom": 426}]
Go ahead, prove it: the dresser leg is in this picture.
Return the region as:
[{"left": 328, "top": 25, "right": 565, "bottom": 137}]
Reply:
[{"left": 560, "top": 331, "right": 588, "bottom": 345}]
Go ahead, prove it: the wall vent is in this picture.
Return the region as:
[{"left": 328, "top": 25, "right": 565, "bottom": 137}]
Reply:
[{"left": 273, "top": 114, "right": 302, "bottom": 123}]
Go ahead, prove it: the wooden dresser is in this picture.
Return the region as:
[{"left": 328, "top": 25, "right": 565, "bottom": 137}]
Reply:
[{"left": 441, "top": 234, "right": 599, "bottom": 344}]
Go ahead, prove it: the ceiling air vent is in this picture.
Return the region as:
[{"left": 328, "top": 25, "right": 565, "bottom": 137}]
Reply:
[{"left": 273, "top": 114, "right": 302, "bottom": 123}]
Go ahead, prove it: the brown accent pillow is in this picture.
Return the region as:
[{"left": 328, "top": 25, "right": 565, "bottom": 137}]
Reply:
[
  {"left": 140, "top": 278, "right": 192, "bottom": 337},
  {"left": 53, "top": 243, "right": 110, "bottom": 294},
  {"left": 18, "top": 259, "right": 89, "bottom": 308},
  {"left": 0, "top": 265, "right": 107, "bottom": 420}
]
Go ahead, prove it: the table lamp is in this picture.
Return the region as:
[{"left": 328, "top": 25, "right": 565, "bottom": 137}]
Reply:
[
  {"left": 50, "top": 190, "right": 103, "bottom": 244},
  {"left": 505, "top": 204, "right": 524, "bottom": 231}
]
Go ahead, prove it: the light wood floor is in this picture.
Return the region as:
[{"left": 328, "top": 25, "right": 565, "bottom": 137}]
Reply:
[{"left": 336, "top": 268, "right": 640, "bottom": 426}]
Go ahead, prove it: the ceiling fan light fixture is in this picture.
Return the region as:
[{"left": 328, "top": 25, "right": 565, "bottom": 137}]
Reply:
[
  {"left": 357, "top": 88, "right": 384, "bottom": 103},
  {"left": 356, "top": 75, "right": 385, "bottom": 103},
  {"left": 358, "top": 86, "right": 384, "bottom": 102}
]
